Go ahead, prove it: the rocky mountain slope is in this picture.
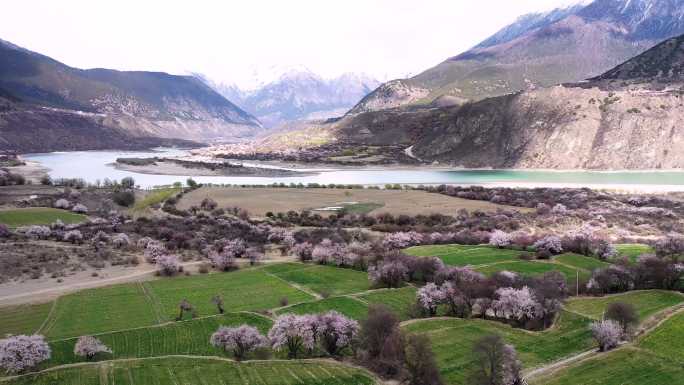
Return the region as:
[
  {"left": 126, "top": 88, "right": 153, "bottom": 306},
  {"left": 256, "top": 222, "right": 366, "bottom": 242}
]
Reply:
[
  {"left": 333, "top": 32, "right": 684, "bottom": 170},
  {"left": 207, "top": 69, "right": 379, "bottom": 128},
  {"left": 349, "top": 0, "right": 684, "bottom": 114},
  {"left": 0, "top": 38, "right": 262, "bottom": 151}
]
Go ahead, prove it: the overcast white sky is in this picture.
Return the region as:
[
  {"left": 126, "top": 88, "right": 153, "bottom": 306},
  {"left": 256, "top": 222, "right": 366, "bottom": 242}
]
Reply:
[{"left": 1, "top": 0, "right": 578, "bottom": 88}]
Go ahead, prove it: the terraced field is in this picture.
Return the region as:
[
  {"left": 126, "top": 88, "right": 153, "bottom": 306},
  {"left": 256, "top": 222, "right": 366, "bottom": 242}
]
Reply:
[
  {"left": 566, "top": 290, "right": 684, "bottom": 321},
  {"left": 0, "top": 207, "right": 86, "bottom": 228},
  {"left": 403, "top": 311, "right": 595, "bottom": 385},
  {"left": 532, "top": 347, "right": 684, "bottom": 385},
  {"left": 4, "top": 357, "right": 377, "bottom": 385},
  {"left": 47, "top": 312, "right": 272, "bottom": 366},
  {"left": 533, "top": 306, "right": 684, "bottom": 385}
]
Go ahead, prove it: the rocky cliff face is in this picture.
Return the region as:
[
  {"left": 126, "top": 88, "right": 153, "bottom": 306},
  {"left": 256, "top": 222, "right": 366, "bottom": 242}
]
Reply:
[
  {"left": 301, "top": 32, "right": 684, "bottom": 170},
  {"left": 0, "top": 94, "right": 199, "bottom": 153},
  {"left": 350, "top": 0, "right": 684, "bottom": 113},
  {"left": 0, "top": 39, "right": 262, "bottom": 148},
  {"left": 409, "top": 85, "right": 684, "bottom": 169}
]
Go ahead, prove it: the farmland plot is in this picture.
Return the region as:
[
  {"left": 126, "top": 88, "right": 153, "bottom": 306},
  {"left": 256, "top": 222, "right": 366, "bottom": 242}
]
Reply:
[
  {"left": 47, "top": 312, "right": 272, "bottom": 366},
  {"left": 263, "top": 263, "right": 371, "bottom": 296},
  {"left": 148, "top": 268, "right": 315, "bottom": 320},
  {"left": 531, "top": 347, "right": 684, "bottom": 385},
  {"left": 402, "top": 311, "right": 594, "bottom": 385},
  {"left": 566, "top": 290, "right": 684, "bottom": 321},
  {"left": 4, "top": 357, "right": 377, "bottom": 385},
  {"left": 0, "top": 301, "right": 53, "bottom": 336},
  {"left": 276, "top": 297, "right": 369, "bottom": 320}
]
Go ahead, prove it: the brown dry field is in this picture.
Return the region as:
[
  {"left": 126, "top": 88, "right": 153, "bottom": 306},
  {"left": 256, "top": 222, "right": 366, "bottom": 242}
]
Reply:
[{"left": 177, "top": 187, "right": 531, "bottom": 217}]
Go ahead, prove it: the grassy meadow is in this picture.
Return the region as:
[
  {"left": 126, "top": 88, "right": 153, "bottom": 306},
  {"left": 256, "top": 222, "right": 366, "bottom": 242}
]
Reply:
[{"left": 0, "top": 207, "right": 86, "bottom": 228}]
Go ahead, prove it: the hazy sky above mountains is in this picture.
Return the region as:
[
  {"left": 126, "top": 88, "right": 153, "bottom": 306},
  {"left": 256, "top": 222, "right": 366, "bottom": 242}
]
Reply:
[{"left": 2, "top": 0, "right": 576, "bottom": 89}]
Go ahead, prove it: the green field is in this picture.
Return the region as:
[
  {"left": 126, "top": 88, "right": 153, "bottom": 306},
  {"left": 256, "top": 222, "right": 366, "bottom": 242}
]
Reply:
[
  {"left": 403, "top": 311, "right": 594, "bottom": 385},
  {"left": 35, "top": 269, "right": 313, "bottom": 339},
  {"left": 47, "top": 312, "right": 272, "bottom": 366},
  {"left": 639, "top": 310, "right": 684, "bottom": 361},
  {"left": 276, "top": 297, "right": 369, "bottom": 320},
  {"left": 0, "top": 302, "right": 53, "bottom": 336},
  {"left": 357, "top": 286, "right": 418, "bottom": 321},
  {"left": 405, "top": 244, "right": 521, "bottom": 266},
  {"left": 43, "top": 283, "right": 160, "bottom": 339},
  {"left": 0, "top": 207, "right": 86, "bottom": 228},
  {"left": 475, "top": 260, "right": 586, "bottom": 281},
  {"left": 131, "top": 187, "right": 181, "bottom": 212},
  {"left": 615, "top": 244, "right": 654, "bottom": 261},
  {"left": 532, "top": 347, "right": 684, "bottom": 385},
  {"left": 566, "top": 290, "right": 684, "bottom": 321},
  {"left": 4, "top": 357, "right": 376, "bottom": 385},
  {"left": 533, "top": 296, "right": 684, "bottom": 385},
  {"left": 148, "top": 268, "right": 314, "bottom": 320},
  {"left": 263, "top": 263, "right": 371, "bottom": 296},
  {"left": 554, "top": 253, "right": 611, "bottom": 271}
]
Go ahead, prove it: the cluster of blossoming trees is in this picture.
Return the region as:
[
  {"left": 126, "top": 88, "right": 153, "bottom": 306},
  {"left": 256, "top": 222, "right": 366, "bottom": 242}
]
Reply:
[
  {"left": 415, "top": 267, "right": 566, "bottom": 330},
  {"left": 210, "top": 311, "right": 359, "bottom": 360},
  {"left": 0, "top": 335, "right": 110, "bottom": 374}
]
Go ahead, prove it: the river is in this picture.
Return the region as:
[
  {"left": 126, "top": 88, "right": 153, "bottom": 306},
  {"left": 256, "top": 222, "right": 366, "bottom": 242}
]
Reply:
[{"left": 22, "top": 149, "right": 684, "bottom": 191}]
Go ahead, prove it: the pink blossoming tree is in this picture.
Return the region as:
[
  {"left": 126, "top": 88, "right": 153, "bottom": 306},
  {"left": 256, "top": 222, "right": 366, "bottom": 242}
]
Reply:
[
  {"left": 156, "top": 254, "right": 181, "bottom": 276},
  {"left": 0, "top": 334, "right": 51, "bottom": 373},
  {"left": 74, "top": 336, "right": 111, "bottom": 359},
  {"left": 417, "top": 283, "right": 445, "bottom": 316},
  {"left": 268, "top": 314, "right": 315, "bottom": 358},
  {"left": 316, "top": 311, "right": 359, "bottom": 356},
  {"left": 591, "top": 319, "right": 622, "bottom": 352},
  {"left": 210, "top": 325, "right": 267, "bottom": 360}
]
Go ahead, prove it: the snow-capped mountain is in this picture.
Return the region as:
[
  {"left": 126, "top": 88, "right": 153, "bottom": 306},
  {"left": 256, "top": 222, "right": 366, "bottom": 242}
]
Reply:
[
  {"left": 350, "top": 0, "right": 684, "bottom": 113},
  {"left": 202, "top": 69, "right": 380, "bottom": 128}
]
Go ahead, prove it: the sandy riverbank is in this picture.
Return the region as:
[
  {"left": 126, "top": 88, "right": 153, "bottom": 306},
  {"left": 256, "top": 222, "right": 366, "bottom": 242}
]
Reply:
[
  {"left": 113, "top": 159, "right": 317, "bottom": 177},
  {"left": 6, "top": 160, "right": 50, "bottom": 184}
]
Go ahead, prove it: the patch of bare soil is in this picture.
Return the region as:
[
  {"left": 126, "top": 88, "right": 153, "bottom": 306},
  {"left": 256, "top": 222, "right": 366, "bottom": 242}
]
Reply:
[{"left": 177, "top": 187, "right": 533, "bottom": 217}]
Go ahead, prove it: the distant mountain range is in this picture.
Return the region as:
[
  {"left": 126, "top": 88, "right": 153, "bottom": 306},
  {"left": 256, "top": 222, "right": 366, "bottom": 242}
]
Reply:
[
  {"left": 0, "top": 39, "right": 262, "bottom": 152},
  {"left": 199, "top": 68, "right": 380, "bottom": 128},
  {"left": 349, "top": 0, "right": 684, "bottom": 113}
]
